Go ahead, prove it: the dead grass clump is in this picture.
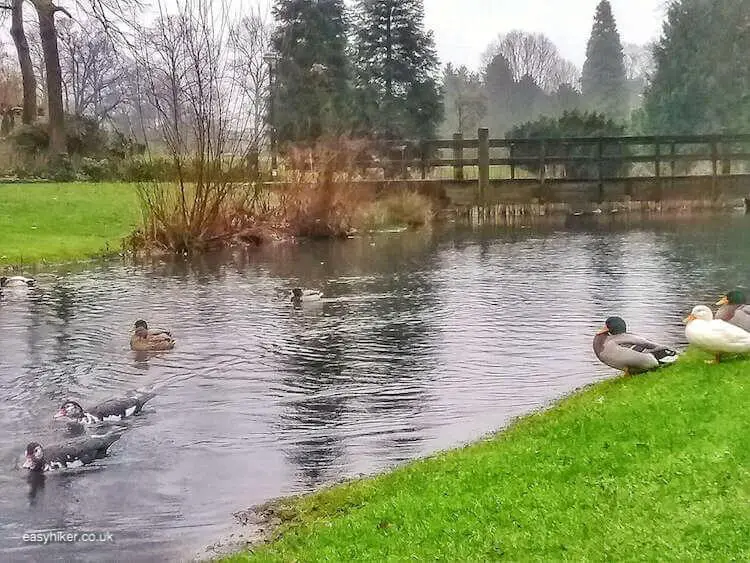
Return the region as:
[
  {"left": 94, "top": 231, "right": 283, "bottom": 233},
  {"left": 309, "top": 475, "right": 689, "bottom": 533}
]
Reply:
[{"left": 357, "top": 189, "right": 435, "bottom": 231}]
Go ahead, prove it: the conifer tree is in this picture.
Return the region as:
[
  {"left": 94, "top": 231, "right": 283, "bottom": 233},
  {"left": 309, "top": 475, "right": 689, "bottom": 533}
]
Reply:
[
  {"left": 271, "top": 0, "right": 351, "bottom": 143},
  {"left": 581, "top": 0, "right": 627, "bottom": 119},
  {"left": 351, "top": 0, "right": 443, "bottom": 139},
  {"left": 643, "top": 0, "right": 750, "bottom": 134}
]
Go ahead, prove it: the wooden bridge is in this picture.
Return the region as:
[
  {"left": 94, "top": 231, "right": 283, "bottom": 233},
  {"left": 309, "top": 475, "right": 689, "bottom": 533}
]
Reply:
[{"left": 339, "top": 129, "right": 750, "bottom": 210}]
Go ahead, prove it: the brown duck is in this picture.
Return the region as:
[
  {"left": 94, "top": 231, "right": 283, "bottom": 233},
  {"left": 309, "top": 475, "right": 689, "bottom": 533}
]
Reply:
[{"left": 130, "top": 319, "right": 175, "bottom": 351}]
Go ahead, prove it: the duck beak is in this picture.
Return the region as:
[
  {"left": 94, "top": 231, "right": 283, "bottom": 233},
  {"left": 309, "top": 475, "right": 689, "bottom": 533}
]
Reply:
[
  {"left": 596, "top": 327, "right": 609, "bottom": 335},
  {"left": 716, "top": 296, "right": 729, "bottom": 306},
  {"left": 683, "top": 314, "right": 697, "bottom": 323},
  {"left": 22, "top": 456, "right": 34, "bottom": 469},
  {"left": 53, "top": 409, "right": 67, "bottom": 419}
]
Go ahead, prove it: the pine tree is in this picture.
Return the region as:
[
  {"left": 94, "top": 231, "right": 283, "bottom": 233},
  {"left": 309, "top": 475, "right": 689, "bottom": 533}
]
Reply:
[
  {"left": 581, "top": 0, "right": 627, "bottom": 119},
  {"left": 643, "top": 0, "right": 750, "bottom": 134},
  {"left": 271, "top": 0, "right": 350, "bottom": 143},
  {"left": 351, "top": 0, "right": 443, "bottom": 139}
]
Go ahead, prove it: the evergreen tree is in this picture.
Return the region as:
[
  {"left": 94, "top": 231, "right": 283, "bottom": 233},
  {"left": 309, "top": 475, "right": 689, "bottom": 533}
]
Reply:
[
  {"left": 483, "top": 53, "right": 514, "bottom": 135},
  {"left": 351, "top": 0, "right": 443, "bottom": 139},
  {"left": 643, "top": 0, "right": 750, "bottom": 134},
  {"left": 581, "top": 0, "right": 627, "bottom": 119},
  {"left": 441, "top": 63, "right": 485, "bottom": 136},
  {"left": 271, "top": 0, "right": 350, "bottom": 143}
]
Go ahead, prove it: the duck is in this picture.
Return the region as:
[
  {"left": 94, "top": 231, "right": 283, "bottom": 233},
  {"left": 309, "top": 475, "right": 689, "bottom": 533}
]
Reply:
[
  {"left": 715, "top": 290, "right": 750, "bottom": 331},
  {"left": 130, "top": 319, "right": 175, "bottom": 351},
  {"left": 593, "top": 316, "right": 678, "bottom": 375},
  {"left": 54, "top": 391, "right": 157, "bottom": 425},
  {"left": 290, "top": 288, "right": 323, "bottom": 304},
  {"left": 22, "top": 431, "right": 123, "bottom": 472},
  {"left": 684, "top": 305, "right": 750, "bottom": 363},
  {"left": 0, "top": 275, "right": 35, "bottom": 288}
]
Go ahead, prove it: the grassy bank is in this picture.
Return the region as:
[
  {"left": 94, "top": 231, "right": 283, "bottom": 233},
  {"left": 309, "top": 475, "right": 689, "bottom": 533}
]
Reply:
[
  {"left": 226, "top": 349, "right": 750, "bottom": 561},
  {"left": 0, "top": 182, "right": 140, "bottom": 267}
]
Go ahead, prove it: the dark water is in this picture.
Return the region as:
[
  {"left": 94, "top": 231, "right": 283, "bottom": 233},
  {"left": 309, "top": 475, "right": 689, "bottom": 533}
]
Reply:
[{"left": 2, "top": 212, "right": 750, "bottom": 561}]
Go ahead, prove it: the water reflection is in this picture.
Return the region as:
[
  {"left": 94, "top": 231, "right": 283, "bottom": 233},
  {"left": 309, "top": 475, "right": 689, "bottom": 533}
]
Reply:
[{"left": 2, "top": 212, "right": 750, "bottom": 560}]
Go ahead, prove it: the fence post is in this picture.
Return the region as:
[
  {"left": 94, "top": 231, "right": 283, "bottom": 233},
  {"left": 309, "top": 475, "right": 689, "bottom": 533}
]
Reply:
[
  {"left": 721, "top": 141, "right": 731, "bottom": 175},
  {"left": 597, "top": 139, "right": 604, "bottom": 200},
  {"left": 420, "top": 140, "right": 428, "bottom": 180},
  {"left": 478, "top": 127, "right": 489, "bottom": 200},
  {"left": 509, "top": 142, "right": 515, "bottom": 180},
  {"left": 711, "top": 138, "right": 718, "bottom": 195},
  {"left": 539, "top": 139, "right": 546, "bottom": 185},
  {"left": 452, "top": 133, "right": 464, "bottom": 181},
  {"left": 654, "top": 141, "right": 660, "bottom": 178},
  {"left": 670, "top": 141, "right": 676, "bottom": 177}
]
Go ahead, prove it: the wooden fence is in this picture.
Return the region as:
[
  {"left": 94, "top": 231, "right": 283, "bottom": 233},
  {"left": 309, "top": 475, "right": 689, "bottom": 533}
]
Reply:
[{"left": 362, "top": 129, "right": 750, "bottom": 189}]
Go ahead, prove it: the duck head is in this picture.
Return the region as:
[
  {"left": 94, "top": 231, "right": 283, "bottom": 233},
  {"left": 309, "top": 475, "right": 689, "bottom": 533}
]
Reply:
[
  {"left": 291, "top": 288, "right": 303, "bottom": 301},
  {"left": 22, "top": 442, "right": 44, "bottom": 471},
  {"left": 597, "top": 316, "right": 627, "bottom": 336},
  {"left": 55, "top": 400, "right": 85, "bottom": 421},
  {"left": 716, "top": 290, "right": 746, "bottom": 306},
  {"left": 684, "top": 305, "right": 713, "bottom": 323},
  {"left": 134, "top": 319, "right": 149, "bottom": 338}
]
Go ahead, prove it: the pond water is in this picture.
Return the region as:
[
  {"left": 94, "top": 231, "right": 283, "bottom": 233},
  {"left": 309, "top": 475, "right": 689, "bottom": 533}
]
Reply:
[{"left": 2, "top": 212, "right": 750, "bottom": 561}]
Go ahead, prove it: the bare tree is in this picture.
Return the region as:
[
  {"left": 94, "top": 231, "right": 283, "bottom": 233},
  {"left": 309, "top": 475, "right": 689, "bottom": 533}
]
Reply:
[
  {"left": 57, "top": 17, "right": 128, "bottom": 119},
  {"left": 623, "top": 42, "right": 655, "bottom": 82},
  {"left": 130, "top": 0, "right": 255, "bottom": 251},
  {"left": 482, "top": 30, "right": 580, "bottom": 93},
  {"left": 0, "top": 0, "right": 37, "bottom": 123},
  {"left": 228, "top": 4, "right": 271, "bottom": 154}
]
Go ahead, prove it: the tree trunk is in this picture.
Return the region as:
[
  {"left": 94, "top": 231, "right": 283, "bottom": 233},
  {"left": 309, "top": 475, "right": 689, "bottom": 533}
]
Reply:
[
  {"left": 33, "top": 0, "right": 66, "bottom": 155},
  {"left": 9, "top": 0, "right": 37, "bottom": 124}
]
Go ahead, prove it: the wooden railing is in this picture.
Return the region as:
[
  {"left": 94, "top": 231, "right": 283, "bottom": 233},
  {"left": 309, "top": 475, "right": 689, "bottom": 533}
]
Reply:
[{"left": 358, "top": 129, "right": 750, "bottom": 189}]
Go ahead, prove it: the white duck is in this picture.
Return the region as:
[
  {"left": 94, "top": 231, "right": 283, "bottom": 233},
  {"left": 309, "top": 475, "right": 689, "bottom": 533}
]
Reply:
[{"left": 684, "top": 305, "right": 750, "bottom": 363}]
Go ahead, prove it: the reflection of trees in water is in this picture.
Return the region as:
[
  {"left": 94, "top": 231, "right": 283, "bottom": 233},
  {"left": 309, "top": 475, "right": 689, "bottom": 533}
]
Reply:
[{"left": 270, "top": 230, "right": 442, "bottom": 487}]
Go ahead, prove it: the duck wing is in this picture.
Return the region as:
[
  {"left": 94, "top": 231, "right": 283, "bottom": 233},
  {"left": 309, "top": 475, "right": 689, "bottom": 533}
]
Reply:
[
  {"left": 90, "top": 395, "right": 152, "bottom": 420},
  {"left": 610, "top": 332, "right": 675, "bottom": 354},
  {"left": 43, "top": 433, "right": 122, "bottom": 468},
  {"left": 717, "top": 304, "right": 750, "bottom": 332}
]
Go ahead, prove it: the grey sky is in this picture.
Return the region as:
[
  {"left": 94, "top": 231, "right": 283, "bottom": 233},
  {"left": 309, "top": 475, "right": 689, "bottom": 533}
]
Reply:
[{"left": 423, "top": 0, "right": 667, "bottom": 70}]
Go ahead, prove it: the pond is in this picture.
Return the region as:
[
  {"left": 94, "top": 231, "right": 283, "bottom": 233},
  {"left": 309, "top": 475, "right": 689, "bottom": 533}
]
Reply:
[{"left": 2, "top": 212, "right": 750, "bottom": 561}]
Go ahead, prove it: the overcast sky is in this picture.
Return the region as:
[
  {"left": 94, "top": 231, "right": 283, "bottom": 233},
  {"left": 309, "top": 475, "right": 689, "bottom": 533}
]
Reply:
[{"left": 422, "top": 0, "right": 667, "bottom": 70}]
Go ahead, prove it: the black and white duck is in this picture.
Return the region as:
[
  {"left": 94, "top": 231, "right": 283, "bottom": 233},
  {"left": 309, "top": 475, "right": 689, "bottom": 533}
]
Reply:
[
  {"left": 22, "top": 431, "right": 123, "bottom": 472},
  {"left": 290, "top": 288, "right": 323, "bottom": 305},
  {"left": 130, "top": 320, "right": 175, "bottom": 351},
  {"left": 593, "top": 316, "right": 678, "bottom": 375},
  {"left": 715, "top": 290, "right": 750, "bottom": 332},
  {"left": 0, "top": 276, "right": 35, "bottom": 288},
  {"left": 54, "top": 391, "right": 157, "bottom": 425}
]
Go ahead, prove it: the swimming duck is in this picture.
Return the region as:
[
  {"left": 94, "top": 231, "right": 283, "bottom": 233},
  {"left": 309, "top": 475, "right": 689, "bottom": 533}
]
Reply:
[
  {"left": 130, "top": 320, "right": 175, "bottom": 351},
  {"left": 0, "top": 275, "right": 35, "bottom": 288},
  {"left": 22, "top": 431, "right": 123, "bottom": 472},
  {"left": 593, "top": 316, "right": 678, "bottom": 375},
  {"left": 291, "top": 288, "right": 323, "bottom": 304},
  {"left": 684, "top": 305, "right": 750, "bottom": 363},
  {"left": 54, "top": 391, "right": 157, "bottom": 425},
  {"left": 715, "top": 290, "right": 750, "bottom": 332}
]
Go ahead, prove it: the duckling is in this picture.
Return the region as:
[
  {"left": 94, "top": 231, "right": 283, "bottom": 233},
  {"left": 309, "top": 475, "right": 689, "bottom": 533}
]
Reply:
[
  {"left": 290, "top": 288, "right": 323, "bottom": 305},
  {"left": 0, "top": 275, "right": 35, "bottom": 288},
  {"left": 715, "top": 290, "right": 750, "bottom": 331},
  {"left": 129, "top": 319, "right": 175, "bottom": 351},
  {"left": 593, "top": 316, "right": 678, "bottom": 376},
  {"left": 685, "top": 305, "right": 750, "bottom": 363}
]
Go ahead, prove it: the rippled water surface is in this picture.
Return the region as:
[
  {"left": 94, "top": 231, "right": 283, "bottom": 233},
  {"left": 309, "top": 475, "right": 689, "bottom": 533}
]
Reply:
[{"left": 3, "top": 213, "right": 750, "bottom": 561}]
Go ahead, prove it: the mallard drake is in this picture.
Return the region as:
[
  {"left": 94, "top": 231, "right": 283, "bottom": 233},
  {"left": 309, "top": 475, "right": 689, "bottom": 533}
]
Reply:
[
  {"left": 0, "top": 275, "right": 35, "bottom": 288},
  {"left": 715, "top": 290, "right": 750, "bottom": 331},
  {"left": 593, "top": 316, "right": 678, "bottom": 375},
  {"left": 291, "top": 288, "right": 323, "bottom": 304},
  {"left": 129, "top": 320, "right": 175, "bottom": 351},
  {"left": 684, "top": 305, "right": 750, "bottom": 363}
]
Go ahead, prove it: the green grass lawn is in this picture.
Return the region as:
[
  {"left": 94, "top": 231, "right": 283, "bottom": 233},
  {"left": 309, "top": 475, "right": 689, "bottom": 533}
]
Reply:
[
  {"left": 0, "top": 182, "right": 141, "bottom": 267},
  {"left": 226, "top": 349, "right": 750, "bottom": 561}
]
